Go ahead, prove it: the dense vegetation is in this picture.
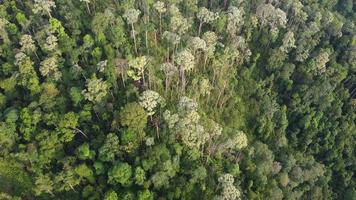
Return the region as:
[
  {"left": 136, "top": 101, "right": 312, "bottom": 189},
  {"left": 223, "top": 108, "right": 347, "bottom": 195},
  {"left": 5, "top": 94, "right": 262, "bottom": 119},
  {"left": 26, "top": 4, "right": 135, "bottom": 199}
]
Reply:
[{"left": 0, "top": 0, "right": 355, "bottom": 199}]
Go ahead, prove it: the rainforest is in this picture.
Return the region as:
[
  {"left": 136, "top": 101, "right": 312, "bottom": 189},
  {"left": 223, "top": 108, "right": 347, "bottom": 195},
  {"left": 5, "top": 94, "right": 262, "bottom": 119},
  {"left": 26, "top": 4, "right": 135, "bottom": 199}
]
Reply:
[{"left": 0, "top": 0, "right": 355, "bottom": 199}]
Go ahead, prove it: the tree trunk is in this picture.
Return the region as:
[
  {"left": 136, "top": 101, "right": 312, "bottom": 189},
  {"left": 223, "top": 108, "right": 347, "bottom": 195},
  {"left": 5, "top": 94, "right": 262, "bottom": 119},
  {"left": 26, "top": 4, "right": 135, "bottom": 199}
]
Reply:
[
  {"left": 181, "top": 69, "right": 186, "bottom": 93},
  {"left": 142, "top": 68, "right": 146, "bottom": 87},
  {"left": 198, "top": 22, "right": 203, "bottom": 36},
  {"left": 144, "top": 16, "right": 149, "bottom": 54},
  {"left": 159, "top": 13, "right": 162, "bottom": 35},
  {"left": 131, "top": 23, "right": 138, "bottom": 54},
  {"left": 86, "top": 2, "right": 91, "bottom": 14}
]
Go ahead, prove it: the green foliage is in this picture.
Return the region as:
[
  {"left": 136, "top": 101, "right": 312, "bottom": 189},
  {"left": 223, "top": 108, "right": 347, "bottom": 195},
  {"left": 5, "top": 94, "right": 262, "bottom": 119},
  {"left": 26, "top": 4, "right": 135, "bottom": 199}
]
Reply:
[
  {"left": 0, "top": 1, "right": 354, "bottom": 199},
  {"left": 108, "top": 162, "right": 132, "bottom": 186},
  {"left": 120, "top": 102, "right": 147, "bottom": 132}
]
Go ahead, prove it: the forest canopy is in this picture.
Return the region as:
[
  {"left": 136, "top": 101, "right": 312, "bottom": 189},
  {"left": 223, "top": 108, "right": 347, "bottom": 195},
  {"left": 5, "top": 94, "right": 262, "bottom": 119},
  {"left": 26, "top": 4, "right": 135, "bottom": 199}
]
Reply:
[{"left": 0, "top": 0, "right": 355, "bottom": 199}]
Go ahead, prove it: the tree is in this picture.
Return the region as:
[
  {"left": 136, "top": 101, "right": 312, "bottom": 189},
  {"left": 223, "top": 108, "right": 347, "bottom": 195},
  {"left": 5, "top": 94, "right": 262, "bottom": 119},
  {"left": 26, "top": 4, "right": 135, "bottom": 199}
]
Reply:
[
  {"left": 33, "top": 0, "right": 56, "bottom": 18},
  {"left": 75, "top": 164, "right": 94, "bottom": 183},
  {"left": 99, "top": 133, "right": 120, "bottom": 162},
  {"left": 175, "top": 49, "right": 195, "bottom": 92},
  {"left": 104, "top": 190, "right": 118, "bottom": 200},
  {"left": 20, "top": 34, "right": 36, "bottom": 55},
  {"left": 227, "top": 6, "right": 244, "bottom": 37},
  {"left": 123, "top": 8, "right": 141, "bottom": 54},
  {"left": 216, "top": 174, "right": 241, "bottom": 200},
  {"left": 169, "top": 6, "right": 191, "bottom": 35},
  {"left": 225, "top": 131, "right": 248, "bottom": 151},
  {"left": 79, "top": 0, "right": 91, "bottom": 14},
  {"left": 134, "top": 167, "right": 146, "bottom": 185},
  {"left": 138, "top": 189, "right": 154, "bottom": 200},
  {"left": 197, "top": 7, "right": 218, "bottom": 36},
  {"left": 44, "top": 34, "right": 58, "bottom": 52},
  {"left": 39, "top": 56, "right": 61, "bottom": 81},
  {"left": 82, "top": 74, "right": 109, "bottom": 104},
  {"left": 280, "top": 31, "right": 296, "bottom": 53},
  {"left": 256, "top": 4, "right": 287, "bottom": 37},
  {"left": 0, "top": 18, "right": 9, "bottom": 44},
  {"left": 163, "top": 31, "right": 181, "bottom": 61},
  {"left": 108, "top": 163, "right": 132, "bottom": 186},
  {"left": 160, "top": 62, "right": 178, "bottom": 92},
  {"left": 153, "top": 1, "right": 166, "bottom": 34},
  {"left": 188, "top": 37, "right": 207, "bottom": 55},
  {"left": 127, "top": 56, "right": 148, "bottom": 84},
  {"left": 315, "top": 51, "right": 330, "bottom": 75},
  {"left": 139, "top": 90, "right": 165, "bottom": 116},
  {"left": 15, "top": 52, "right": 41, "bottom": 94},
  {"left": 120, "top": 102, "right": 147, "bottom": 132},
  {"left": 76, "top": 143, "right": 95, "bottom": 160},
  {"left": 202, "top": 31, "right": 218, "bottom": 60},
  {"left": 164, "top": 97, "right": 206, "bottom": 149}
]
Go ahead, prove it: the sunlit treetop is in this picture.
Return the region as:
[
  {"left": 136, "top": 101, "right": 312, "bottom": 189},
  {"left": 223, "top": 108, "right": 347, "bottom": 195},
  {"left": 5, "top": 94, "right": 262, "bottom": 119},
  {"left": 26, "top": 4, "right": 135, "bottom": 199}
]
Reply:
[
  {"left": 20, "top": 34, "right": 36, "bottom": 54},
  {"left": 123, "top": 8, "right": 141, "bottom": 24},
  {"left": 153, "top": 1, "right": 166, "bottom": 14}
]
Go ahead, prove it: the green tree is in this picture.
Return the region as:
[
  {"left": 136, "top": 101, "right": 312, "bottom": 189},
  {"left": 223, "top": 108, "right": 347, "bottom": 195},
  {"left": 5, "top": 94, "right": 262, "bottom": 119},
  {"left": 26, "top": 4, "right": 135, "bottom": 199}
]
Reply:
[{"left": 108, "top": 163, "right": 132, "bottom": 186}]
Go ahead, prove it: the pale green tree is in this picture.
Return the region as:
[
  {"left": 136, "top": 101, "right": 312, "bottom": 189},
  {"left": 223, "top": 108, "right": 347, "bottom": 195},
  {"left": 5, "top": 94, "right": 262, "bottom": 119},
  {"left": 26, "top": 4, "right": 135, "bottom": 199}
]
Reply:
[
  {"left": 216, "top": 174, "right": 241, "bottom": 200},
  {"left": 139, "top": 90, "right": 165, "bottom": 116},
  {"left": 20, "top": 34, "right": 36, "bottom": 54},
  {"left": 280, "top": 31, "right": 296, "bottom": 53},
  {"left": 175, "top": 49, "right": 195, "bottom": 92},
  {"left": 0, "top": 18, "right": 9, "bottom": 44},
  {"left": 153, "top": 1, "right": 166, "bottom": 34},
  {"left": 79, "top": 0, "right": 91, "bottom": 14},
  {"left": 97, "top": 60, "right": 107, "bottom": 73},
  {"left": 163, "top": 31, "right": 181, "bottom": 60},
  {"left": 188, "top": 37, "right": 207, "bottom": 55},
  {"left": 82, "top": 75, "right": 108, "bottom": 103},
  {"left": 99, "top": 133, "right": 120, "bottom": 162},
  {"left": 202, "top": 31, "right": 218, "bottom": 67},
  {"left": 227, "top": 6, "right": 244, "bottom": 37},
  {"left": 163, "top": 110, "right": 179, "bottom": 129},
  {"left": 34, "top": 174, "right": 54, "bottom": 196},
  {"left": 197, "top": 7, "right": 218, "bottom": 36},
  {"left": 127, "top": 56, "right": 148, "bottom": 84},
  {"left": 123, "top": 8, "right": 141, "bottom": 54},
  {"left": 160, "top": 62, "right": 178, "bottom": 92},
  {"left": 315, "top": 52, "right": 330, "bottom": 75},
  {"left": 39, "top": 56, "right": 62, "bottom": 81},
  {"left": 170, "top": 6, "right": 191, "bottom": 36},
  {"left": 256, "top": 4, "right": 287, "bottom": 38},
  {"left": 164, "top": 97, "right": 207, "bottom": 149},
  {"left": 225, "top": 130, "right": 248, "bottom": 151},
  {"left": 44, "top": 34, "right": 58, "bottom": 52},
  {"left": 33, "top": 0, "right": 56, "bottom": 18}
]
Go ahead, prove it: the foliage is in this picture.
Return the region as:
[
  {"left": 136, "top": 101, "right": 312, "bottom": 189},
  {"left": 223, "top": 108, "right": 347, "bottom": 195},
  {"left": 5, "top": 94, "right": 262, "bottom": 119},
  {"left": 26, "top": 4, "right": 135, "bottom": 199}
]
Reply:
[{"left": 0, "top": 0, "right": 354, "bottom": 199}]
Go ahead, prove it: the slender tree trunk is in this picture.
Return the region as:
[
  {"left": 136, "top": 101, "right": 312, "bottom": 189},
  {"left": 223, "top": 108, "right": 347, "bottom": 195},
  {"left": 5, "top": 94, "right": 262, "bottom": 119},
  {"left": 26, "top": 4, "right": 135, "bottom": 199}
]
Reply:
[
  {"left": 203, "top": 55, "right": 208, "bottom": 71},
  {"left": 224, "top": 0, "right": 229, "bottom": 10},
  {"left": 172, "top": 44, "right": 176, "bottom": 64},
  {"left": 198, "top": 22, "right": 203, "bottom": 36},
  {"left": 142, "top": 68, "right": 146, "bottom": 87},
  {"left": 165, "top": 76, "right": 169, "bottom": 94},
  {"left": 144, "top": 16, "right": 149, "bottom": 54},
  {"left": 145, "top": 28, "right": 149, "bottom": 54},
  {"left": 131, "top": 23, "right": 138, "bottom": 54},
  {"left": 181, "top": 69, "right": 186, "bottom": 93},
  {"left": 209, "top": 0, "right": 213, "bottom": 8},
  {"left": 215, "top": 81, "right": 227, "bottom": 108},
  {"left": 121, "top": 73, "right": 126, "bottom": 87},
  {"left": 86, "top": 2, "right": 91, "bottom": 14},
  {"left": 159, "top": 13, "right": 162, "bottom": 35}
]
